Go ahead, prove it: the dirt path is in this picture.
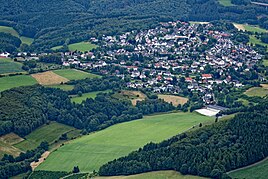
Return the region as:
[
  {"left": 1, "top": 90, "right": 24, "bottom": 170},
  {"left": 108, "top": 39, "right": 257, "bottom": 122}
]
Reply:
[
  {"left": 227, "top": 157, "right": 268, "bottom": 174},
  {"left": 30, "top": 151, "right": 50, "bottom": 170}
]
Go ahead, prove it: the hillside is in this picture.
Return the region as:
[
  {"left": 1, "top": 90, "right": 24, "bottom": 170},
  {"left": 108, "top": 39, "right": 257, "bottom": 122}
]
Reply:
[{"left": 1, "top": 0, "right": 268, "bottom": 51}]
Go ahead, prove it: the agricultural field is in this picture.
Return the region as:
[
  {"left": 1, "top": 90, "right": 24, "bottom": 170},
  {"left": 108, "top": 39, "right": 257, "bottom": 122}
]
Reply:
[
  {"left": 218, "top": 0, "right": 234, "bottom": 6},
  {"left": 228, "top": 158, "right": 268, "bottom": 179},
  {"left": 113, "top": 90, "right": 147, "bottom": 105},
  {"left": 249, "top": 35, "right": 268, "bottom": 47},
  {"left": 158, "top": 94, "right": 188, "bottom": 106},
  {"left": 0, "top": 133, "right": 24, "bottom": 158},
  {"left": 244, "top": 86, "right": 268, "bottom": 97},
  {"left": 14, "top": 122, "right": 78, "bottom": 151},
  {"left": 53, "top": 69, "right": 100, "bottom": 80},
  {"left": 31, "top": 71, "right": 69, "bottom": 85},
  {"left": 0, "top": 75, "right": 37, "bottom": 92},
  {"left": 0, "top": 58, "right": 24, "bottom": 74},
  {"left": 233, "top": 23, "right": 267, "bottom": 33},
  {"left": 97, "top": 170, "right": 206, "bottom": 179},
  {"left": 71, "top": 90, "right": 111, "bottom": 103},
  {"left": 0, "top": 26, "right": 34, "bottom": 45},
  {"left": 37, "top": 112, "right": 212, "bottom": 172},
  {"left": 47, "top": 84, "right": 74, "bottom": 91},
  {"left": 68, "top": 42, "right": 98, "bottom": 52}
]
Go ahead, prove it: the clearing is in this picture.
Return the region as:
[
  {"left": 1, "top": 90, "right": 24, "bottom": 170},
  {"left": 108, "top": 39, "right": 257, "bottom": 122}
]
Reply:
[
  {"left": 53, "top": 69, "right": 100, "bottom": 81},
  {"left": 249, "top": 35, "right": 268, "bottom": 47},
  {"left": 71, "top": 90, "right": 112, "bottom": 104},
  {"left": 233, "top": 23, "right": 267, "bottom": 33},
  {"left": 0, "top": 75, "right": 37, "bottom": 92},
  {"left": 228, "top": 157, "right": 268, "bottom": 179},
  {"left": 218, "top": 0, "right": 234, "bottom": 6},
  {"left": 0, "top": 58, "right": 24, "bottom": 75},
  {"left": 31, "top": 71, "right": 69, "bottom": 85},
  {"left": 0, "top": 133, "right": 24, "bottom": 158},
  {"left": 14, "top": 121, "right": 78, "bottom": 151},
  {"left": 158, "top": 94, "right": 188, "bottom": 106},
  {"left": 68, "top": 42, "right": 98, "bottom": 52},
  {"left": 0, "top": 26, "right": 34, "bottom": 45},
  {"left": 97, "top": 170, "right": 205, "bottom": 179},
  {"left": 37, "top": 112, "right": 212, "bottom": 172},
  {"left": 244, "top": 86, "right": 268, "bottom": 97},
  {"left": 113, "top": 90, "right": 147, "bottom": 105}
]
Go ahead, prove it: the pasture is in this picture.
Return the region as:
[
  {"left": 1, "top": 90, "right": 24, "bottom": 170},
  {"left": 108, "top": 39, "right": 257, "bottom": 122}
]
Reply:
[
  {"left": 68, "top": 42, "right": 98, "bottom": 52},
  {"left": 14, "top": 122, "right": 78, "bottom": 151},
  {"left": 249, "top": 35, "right": 268, "bottom": 47},
  {"left": 71, "top": 90, "right": 111, "bottom": 103},
  {"left": 233, "top": 23, "right": 267, "bottom": 33},
  {"left": 0, "top": 75, "right": 37, "bottom": 92},
  {"left": 0, "top": 26, "right": 34, "bottom": 45},
  {"left": 97, "top": 170, "right": 205, "bottom": 179},
  {"left": 228, "top": 158, "right": 268, "bottom": 179},
  {"left": 31, "top": 71, "right": 69, "bottom": 85},
  {"left": 158, "top": 94, "right": 188, "bottom": 106},
  {"left": 51, "top": 45, "right": 64, "bottom": 51},
  {"left": 218, "top": 0, "right": 234, "bottom": 6},
  {"left": 53, "top": 69, "right": 100, "bottom": 80},
  {"left": 113, "top": 90, "right": 147, "bottom": 105},
  {"left": 244, "top": 86, "right": 268, "bottom": 97},
  {"left": 0, "top": 58, "right": 24, "bottom": 74},
  {"left": 37, "top": 112, "right": 212, "bottom": 172}
]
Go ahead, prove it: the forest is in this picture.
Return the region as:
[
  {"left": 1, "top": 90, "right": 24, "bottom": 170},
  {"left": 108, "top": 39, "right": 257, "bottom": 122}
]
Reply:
[
  {"left": 1, "top": 0, "right": 268, "bottom": 51},
  {"left": 99, "top": 100, "right": 268, "bottom": 178},
  {"left": 0, "top": 32, "right": 21, "bottom": 52}
]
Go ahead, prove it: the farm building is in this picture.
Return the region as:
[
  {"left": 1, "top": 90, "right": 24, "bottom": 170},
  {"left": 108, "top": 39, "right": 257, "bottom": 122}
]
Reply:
[{"left": 195, "top": 105, "right": 228, "bottom": 117}]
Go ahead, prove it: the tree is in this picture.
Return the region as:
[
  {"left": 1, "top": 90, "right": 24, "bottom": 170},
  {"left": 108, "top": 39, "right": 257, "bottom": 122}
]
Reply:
[{"left": 73, "top": 166, "right": 80, "bottom": 173}]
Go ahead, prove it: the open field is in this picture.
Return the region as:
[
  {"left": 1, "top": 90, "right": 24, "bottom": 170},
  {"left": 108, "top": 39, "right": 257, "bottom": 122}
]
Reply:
[
  {"left": 113, "top": 90, "right": 147, "bottom": 105},
  {"left": 68, "top": 42, "right": 98, "bottom": 52},
  {"left": 20, "top": 36, "right": 34, "bottom": 45},
  {"left": 219, "top": 0, "right": 234, "bottom": 6},
  {"left": 0, "top": 133, "right": 24, "bottom": 158},
  {"left": 14, "top": 122, "right": 77, "bottom": 151},
  {"left": 233, "top": 23, "right": 267, "bottom": 33},
  {"left": 158, "top": 94, "right": 188, "bottom": 106},
  {"left": 0, "top": 58, "right": 24, "bottom": 74},
  {"left": 0, "top": 75, "right": 37, "bottom": 92},
  {"left": 48, "top": 84, "right": 75, "bottom": 91},
  {"left": 53, "top": 69, "right": 100, "bottom": 80},
  {"left": 0, "top": 26, "right": 34, "bottom": 45},
  {"left": 228, "top": 158, "right": 268, "bottom": 179},
  {"left": 97, "top": 170, "right": 206, "bottom": 179},
  {"left": 31, "top": 71, "right": 69, "bottom": 85},
  {"left": 71, "top": 90, "right": 112, "bottom": 103},
  {"left": 249, "top": 35, "right": 268, "bottom": 47},
  {"left": 244, "top": 86, "right": 268, "bottom": 97},
  {"left": 51, "top": 45, "right": 64, "bottom": 51},
  {"left": 37, "top": 112, "right": 212, "bottom": 172},
  {"left": 263, "top": 59, "right": 268, "bottom": 66}
]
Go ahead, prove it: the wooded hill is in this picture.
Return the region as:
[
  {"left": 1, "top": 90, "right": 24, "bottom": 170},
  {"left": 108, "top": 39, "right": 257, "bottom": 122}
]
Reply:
[
  {"left": 1, "top": 0, "right": 268, "bottom": 51},
  {"left": 99, "top": 101, "right": 268, "bottom": 178}
]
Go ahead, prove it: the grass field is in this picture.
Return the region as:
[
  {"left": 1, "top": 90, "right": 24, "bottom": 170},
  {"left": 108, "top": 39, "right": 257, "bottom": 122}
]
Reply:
[
  {"left": 0, "top": 133, "right": 24, "bottom": 158},
  {"left": 263, "top": 59, "right": 268, "bottom": 66},
  {"left": 48, "top": 84, "right": 75, "bottom": 91},
  {"left": 219, "top": 0, "right": 234, "bottom": 6},
  {"left": 51, "top": 45, "right": 64, "bottom": 51},
  {"left": 158, "top": 94, "right": 188, "bottom": 106},
  {"left": 0, "top": 75, "right": 37, "bottom": 92},
  {"left": 112, "top": 90, "right": 147, "bottom": 105},
  {"left": 53, "top": 69, "right": 100, "bottom": 80},
  {"left": 68, "top": 42, "right": 98, "bottom": 52},
  {"left": 0, "top": 58, "right": 24, "bottom": 74},
  {"left": 228, "top": 158, "right": 268, "bottom": 179},
  {"left": 31, "top": 71, "right": 69, "bottom": 85},
  {"left": 97, "top": 170, "right": 205, "bottom": 179},
  {"left": 0, "top": 26, "right": 34, "bottom": 45},
  {"left": 37, "top": 112, "right": 212, "bottom": 172},
  {"left": 233, "top": 23, "right": 267, "bottom": 33},
  {"left": 249, "top": 35, "right": 268, "bottom": 47},
  {"left": 244, "top": 87, "right": 268, "bottom": 97},
  {"left": 14, "top": 122, "right": 77, "bottom": 151},
  {"left": 71, "top": 90, "right": 111, "bottom": 103}
]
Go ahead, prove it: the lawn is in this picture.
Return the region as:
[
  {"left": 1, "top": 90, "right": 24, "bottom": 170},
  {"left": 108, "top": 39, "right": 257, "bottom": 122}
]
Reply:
[
  {"left": 68, "top": 42, "right": 98, "bottom": 52},
  {"left": 228, "top": 158, "right": 268, "bottom": 179},
  {"left": 71, "top": 90, "right": 111, "bottom": 103},
  {"left": 0, "top": 26, "right": 34, "bottom": 45},
  {"left": 48, "top": 84, "right": 75, "bottom": 91},
  {"left": 244, "top": 87, "right": 268, "bottom": 97},
  {"left": 14, "top": 122, "right": 77, "bottom": 151},
  {"left": 0, "top": 75, "right": 37, "bottom": 92},
  {"left": 0, "top": 58, "right": 24, "bottom": 74},
  {"left": 219, "top": 0, "right": 234, "bottom": 6},
  {"left": 53, "top": 69, "right": 100, "bottom": 80},
  {"left": 97, "top": 170, "right": 205, "bottom": 179},
  {"left": 37, "top": 112, "right": 212, "bottom": 172}
]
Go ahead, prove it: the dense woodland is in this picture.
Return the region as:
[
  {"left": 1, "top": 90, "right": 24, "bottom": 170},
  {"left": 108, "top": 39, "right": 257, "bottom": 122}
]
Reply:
[
  {"left": 1, "top": 0, "right": 268, "bottom": 51},
  {"left": 0, "top": 76, "right": 174, "bottom": 137},
  {"left": 0, "top": 32, "right": 21, "bottom": 52},
  {"left": 99, "top": 101, "right": 268, "bottom": 178}
]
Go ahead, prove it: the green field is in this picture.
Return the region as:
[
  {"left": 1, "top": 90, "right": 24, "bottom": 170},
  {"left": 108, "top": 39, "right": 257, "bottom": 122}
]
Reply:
[
  {"left": 48, "top": 84, "right": 75, "bottom": 91},
  {"left": 53, "top": 69, "right": 100, "bottom": 80},
  {"left": 0, "top": 75, "right": 37, "bottom": 92},
  {"left": 0, "top": 26, "right": 34, "bottom": 45},
  {"left": 244, "top": 87, "right": 268, "bottom": 97},
  {"left": 51, "top": 45, "right": 64, "bottom": 51},
  {"left": 37, "top": 112, "right": 212, "bottom": 172},
  {"left": 97, "top": 170, "right": 205, "bottom": 179},
  {"left": 71, "top": 90, "right": 111, "bottom": 103},
  {"left": 244, "top": 25, "right": 267, "bottom": 33},
  {"left": 0, "top": 58, "right": 24, "bottom": 74},
  {"left": 263, "top": 59, "right": 268, "bottom": 66},
  {"left": 14, "top": 122, "right": 78, "bottom": 151},
  {"left": 228, "top": 158, "right": 268, "bottom": 179},
  {"left": 219, "top": 0, "right": 234, "bottom": 6},
  {"left": 68, "top": 42, "right": 98, "bottom": 52},
  {"left": 249, "top": 35, "right": 268, "bottom": 47}
]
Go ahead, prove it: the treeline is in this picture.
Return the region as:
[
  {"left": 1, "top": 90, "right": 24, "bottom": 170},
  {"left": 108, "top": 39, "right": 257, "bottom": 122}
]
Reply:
[
  {"left": 0, "top": 32, "right": 21, "bottom": 53},
  {"left": 99, "top": 101, "right": 268, "bottom": 178},
  {"left": 0, "top": 142, "right": 48, "bottom": 179},
  {"left": 0, "top": 77, "right": 174, "bottom": 137}
]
